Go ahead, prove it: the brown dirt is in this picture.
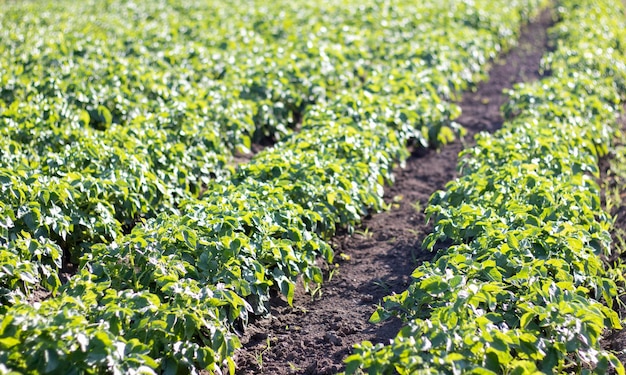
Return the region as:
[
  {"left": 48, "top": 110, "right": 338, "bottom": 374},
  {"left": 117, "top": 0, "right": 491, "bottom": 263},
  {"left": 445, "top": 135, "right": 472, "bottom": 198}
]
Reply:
[
  {"left": 234, "top": 8, "right": 553, "bottom": 375},
  {"left": 25, "top": 288, "right": 52, "bottom": 305},
  {"left": 231, "top": 142, "right": 271, "bottom": 166}
]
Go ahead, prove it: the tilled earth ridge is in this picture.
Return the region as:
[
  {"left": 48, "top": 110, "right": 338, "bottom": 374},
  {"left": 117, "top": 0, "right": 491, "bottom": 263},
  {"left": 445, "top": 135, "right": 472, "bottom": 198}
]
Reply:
[{"left": 234, "top": 7, "right": 554, "bottom": 375}]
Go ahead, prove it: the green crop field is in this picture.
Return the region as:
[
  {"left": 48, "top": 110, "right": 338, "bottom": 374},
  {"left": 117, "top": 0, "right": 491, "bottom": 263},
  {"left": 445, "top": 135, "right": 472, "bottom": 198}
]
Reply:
[{"left": 1, "top": 0, "right": 625, "bottom": 374}]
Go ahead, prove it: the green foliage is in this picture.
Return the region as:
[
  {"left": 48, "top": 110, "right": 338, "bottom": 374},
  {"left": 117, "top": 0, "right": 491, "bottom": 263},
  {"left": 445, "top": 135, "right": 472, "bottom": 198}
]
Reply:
[
  {"left": 0, "top": 0, "right": 547, "bottom": 373},
  {"left": 346, "top": 0, "right": 626, "bottom": 374}
]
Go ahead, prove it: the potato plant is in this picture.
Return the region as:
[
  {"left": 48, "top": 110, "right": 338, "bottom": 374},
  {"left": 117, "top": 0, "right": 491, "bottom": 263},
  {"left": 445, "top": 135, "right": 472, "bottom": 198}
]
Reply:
[
  {"left": 0, "top": 0, "right": 546, "bottom": 373},
  {"left": 346, "top": 0, "right": 626, "bottom": 373}
]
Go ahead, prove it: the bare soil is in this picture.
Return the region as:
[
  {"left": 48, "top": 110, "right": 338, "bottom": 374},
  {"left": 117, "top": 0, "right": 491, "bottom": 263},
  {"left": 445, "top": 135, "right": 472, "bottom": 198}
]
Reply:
[{"left": 234, "top": 7, "right": 554, "bottom": 375}]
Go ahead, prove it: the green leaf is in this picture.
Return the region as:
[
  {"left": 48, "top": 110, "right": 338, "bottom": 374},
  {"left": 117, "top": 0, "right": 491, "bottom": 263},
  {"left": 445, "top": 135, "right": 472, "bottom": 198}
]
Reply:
[
  {"left": 78, "top": 110, "right": 91, "bottom": 126},
  {"left": 44, "top": 349, "right": 60, "bottom": 373},
  {"left": 0, "top": 336, "right": 20, "bottom": 349},
  {"left": 182, "top": 229, "right": 197, "bottom": 249},
  {"left": 421, "top": 277, "right": 448, "bottom": 296}
]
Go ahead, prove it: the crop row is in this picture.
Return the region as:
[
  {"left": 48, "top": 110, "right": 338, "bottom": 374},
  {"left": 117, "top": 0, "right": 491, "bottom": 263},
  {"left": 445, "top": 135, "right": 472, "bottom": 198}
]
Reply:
[
  {"left": 1, "top": 0, "right": 532, "bottom": 303},
  {"left": 0, "top": 0, "right": 546, "bottom": 374},
  {"left": 345, "top": 0, "right": 626, "bottom": 374}
]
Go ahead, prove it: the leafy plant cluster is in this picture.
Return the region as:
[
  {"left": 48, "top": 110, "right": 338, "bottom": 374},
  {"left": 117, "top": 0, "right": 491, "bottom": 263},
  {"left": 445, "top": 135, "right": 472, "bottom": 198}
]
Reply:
[
  {"left": 0, "top": 0, "right": 545, "bottom": 373},
  {"left": 346, "top": 1, "right": 626, "bottom": 374},
  {"left": 0, "top": 0, "right": 539, "bottom": 305}
]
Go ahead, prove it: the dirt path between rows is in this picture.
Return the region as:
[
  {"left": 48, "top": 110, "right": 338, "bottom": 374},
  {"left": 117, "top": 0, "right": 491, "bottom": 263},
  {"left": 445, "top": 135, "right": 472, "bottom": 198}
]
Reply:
[{"left": 234, "top": 8, "right": 554, "bottom": 374}]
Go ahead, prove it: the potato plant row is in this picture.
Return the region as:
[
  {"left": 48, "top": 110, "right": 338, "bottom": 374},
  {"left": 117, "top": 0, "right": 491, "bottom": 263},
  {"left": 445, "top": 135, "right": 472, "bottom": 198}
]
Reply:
[
  {"left": 345, "top": 0, "right": 626, "bottom": 374},
  {"left": 1, "top": 0, "right": 533, "bottom": 304},
  {"left": 0, "top": 0, "right": 547, "bottom": 374}
]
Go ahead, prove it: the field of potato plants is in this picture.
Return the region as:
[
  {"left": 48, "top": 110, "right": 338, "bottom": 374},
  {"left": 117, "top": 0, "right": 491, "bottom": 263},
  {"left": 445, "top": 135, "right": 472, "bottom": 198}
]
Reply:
[
  {"left": 346, "top": 0, "right": 626, "bottom": 374},
  {"left": 1, "top": 0, "right": 625, "bottom": 373}
]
